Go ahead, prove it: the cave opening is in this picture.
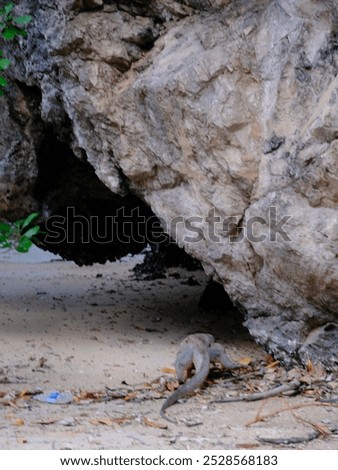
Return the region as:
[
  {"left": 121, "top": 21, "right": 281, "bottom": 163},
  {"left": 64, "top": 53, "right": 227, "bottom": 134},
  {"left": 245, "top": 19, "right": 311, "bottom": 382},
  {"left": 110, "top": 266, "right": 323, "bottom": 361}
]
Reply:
[
  {"left": 33, "top": 130, "right": 162, "bottom": 265},
  {"left": 32, "top": 129, "right": 203, "bottom": 272}
]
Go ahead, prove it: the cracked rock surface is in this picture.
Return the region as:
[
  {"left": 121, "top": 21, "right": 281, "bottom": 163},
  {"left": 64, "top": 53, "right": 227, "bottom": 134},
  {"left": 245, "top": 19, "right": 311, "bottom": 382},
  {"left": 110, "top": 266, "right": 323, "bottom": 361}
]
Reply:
[{"left": 0, "top": 0, "right": 337, "bottom": 368}]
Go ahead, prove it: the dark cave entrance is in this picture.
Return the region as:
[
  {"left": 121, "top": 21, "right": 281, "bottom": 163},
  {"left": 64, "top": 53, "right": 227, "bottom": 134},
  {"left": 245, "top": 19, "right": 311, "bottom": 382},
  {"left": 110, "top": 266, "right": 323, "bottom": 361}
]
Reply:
[{"left": 34, "top": 131, "right": 163, "bottom": 265}]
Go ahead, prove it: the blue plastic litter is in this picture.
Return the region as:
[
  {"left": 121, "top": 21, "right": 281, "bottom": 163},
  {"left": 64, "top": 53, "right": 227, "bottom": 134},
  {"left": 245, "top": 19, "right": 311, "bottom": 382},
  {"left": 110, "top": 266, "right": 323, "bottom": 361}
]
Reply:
[{"left": 34, "top": 390, "right": 74, "bottom": 404}]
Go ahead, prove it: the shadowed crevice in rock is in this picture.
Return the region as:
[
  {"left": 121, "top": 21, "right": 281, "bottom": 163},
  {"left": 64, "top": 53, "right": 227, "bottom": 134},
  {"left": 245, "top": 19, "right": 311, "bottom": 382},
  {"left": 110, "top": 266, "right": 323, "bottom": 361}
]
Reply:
[
  {"left": 133, "top": 242, "right": 202, "bottom": 280},
  {"left": 33, "top": 131, "right": 159, "bottom": 266},
  {"left": 198, "top": 280, "right": 235, "bottom": 314}
]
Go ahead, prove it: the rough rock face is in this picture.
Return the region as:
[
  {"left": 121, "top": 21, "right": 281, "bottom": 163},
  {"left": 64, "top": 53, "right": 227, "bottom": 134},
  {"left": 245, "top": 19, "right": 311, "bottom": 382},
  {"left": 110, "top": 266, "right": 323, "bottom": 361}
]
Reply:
[{"left": 1, "top": 0, "right": 337, "bottom": 368}]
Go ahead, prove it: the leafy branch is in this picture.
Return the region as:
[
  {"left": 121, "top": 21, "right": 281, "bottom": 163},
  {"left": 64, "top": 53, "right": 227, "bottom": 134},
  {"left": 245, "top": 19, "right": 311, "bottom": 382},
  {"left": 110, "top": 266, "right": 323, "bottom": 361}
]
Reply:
[
  {"left": 0, "top": 212, "right": 41, "bottom": 253},
  {"left": 0, "top": 1, "right": 31, "bottom": 96}
]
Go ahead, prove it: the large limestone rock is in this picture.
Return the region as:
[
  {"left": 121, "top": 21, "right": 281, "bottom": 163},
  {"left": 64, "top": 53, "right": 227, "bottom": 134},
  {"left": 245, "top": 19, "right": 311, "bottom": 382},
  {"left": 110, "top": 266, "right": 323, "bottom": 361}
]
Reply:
[{"left": 1, "top": 0, "right": 337, "bottom": 368}]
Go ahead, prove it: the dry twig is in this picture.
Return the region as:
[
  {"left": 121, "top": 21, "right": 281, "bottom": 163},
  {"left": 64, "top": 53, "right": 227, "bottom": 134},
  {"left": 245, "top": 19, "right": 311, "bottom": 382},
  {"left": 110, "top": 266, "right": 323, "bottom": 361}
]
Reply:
[
  {"left": 212, "top": 379, "right": 301, "bottom": 403},
  {"left": 258, "top": 430, "right": 320, "bottom": 445},
  {"left": 245, "top": 401, "right": 338, "bottom": 426}
]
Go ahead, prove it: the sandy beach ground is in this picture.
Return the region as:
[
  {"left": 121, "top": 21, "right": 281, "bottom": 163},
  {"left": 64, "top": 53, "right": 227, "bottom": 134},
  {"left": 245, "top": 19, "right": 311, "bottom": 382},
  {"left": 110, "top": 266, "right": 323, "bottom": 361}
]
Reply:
[{"left": 0, "top": 248, "right": 337, "bottom": 450}]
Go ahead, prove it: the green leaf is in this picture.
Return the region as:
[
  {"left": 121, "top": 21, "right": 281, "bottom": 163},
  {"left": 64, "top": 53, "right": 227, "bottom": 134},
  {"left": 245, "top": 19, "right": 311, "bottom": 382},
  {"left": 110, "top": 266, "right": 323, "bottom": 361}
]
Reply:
[
  {"left": 22, "top": 225, "right": 40, "bottom": 239},
  {"left": 0, "top": 89, "right": 3, "bottom": 96},
  {"left": 21, "top": 212, "right": 39, "bottom": 229},
  {"left": 0, "top": 222, "right": 11, "bottom": 233},
  {"left": 0, "top": 235, "right": 11, "bottom": 244},
  {"left": 16, "top": 236, "right": 32, "bottom": 253},
  {"left": 0, "top": 75, "right": 8, "bottom": 87},
  {"left": 0, "top": 233, "right": 9, "bottom": 243},
  {"left": 0, "top": 58, "right": 10, "bottom": 70},
  {"left": 4, "top": 3, "right": 14, "bottom": 16},
  {"left": 13, "top": 15, "right": 32, "bottom": 25},
  {"left": 2, "top": 27, "right": 17, "bottom": 39},
  {"left": 2, "top": 26, "right": 26, "bottom": 39},
  {"left": 14, "top": 217, "right": 25, "bottom": 229},
  {"left": 0, "top": 240, "right": 12, "bottom": 249}
]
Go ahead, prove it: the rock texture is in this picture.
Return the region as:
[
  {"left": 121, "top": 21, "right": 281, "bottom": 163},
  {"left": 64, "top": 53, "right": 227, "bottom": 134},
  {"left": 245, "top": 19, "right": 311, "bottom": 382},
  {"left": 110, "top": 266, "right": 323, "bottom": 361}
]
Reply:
[{"left": 0, "top": 0, "right": 337, "bottom": 368}]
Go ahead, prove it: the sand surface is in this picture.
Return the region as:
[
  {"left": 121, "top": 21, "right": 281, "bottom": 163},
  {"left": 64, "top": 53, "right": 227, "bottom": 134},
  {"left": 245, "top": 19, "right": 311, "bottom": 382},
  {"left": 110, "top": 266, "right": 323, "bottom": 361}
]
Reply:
[{"left": 0, "top": 249, "right": 337, "bottom": 450}]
